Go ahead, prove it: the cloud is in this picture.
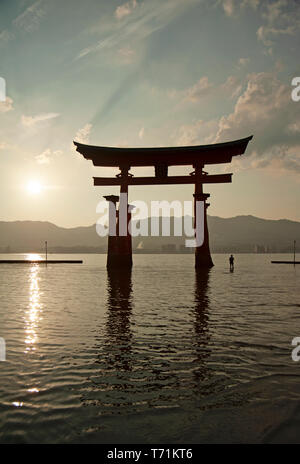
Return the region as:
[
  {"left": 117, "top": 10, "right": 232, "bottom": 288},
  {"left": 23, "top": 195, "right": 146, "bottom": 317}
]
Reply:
[
  {"left": 257, "top": 24, "right": 294, "bottom": 47},
  {"left": 250, "top": 145, "right": 300, "bottom": 174},
  {"left": 214, "top": 71, "right": 300, "bottom": 173},
  {"left": 263, "top": 0, "right": 284, "bottom": 22},
  {"left": 115, "top": 0, "right": 137, "bottom": 20},
  {"left": 175, "top": 119, "right": 219, "bottom": 146},
  {"left": 238, "top": 57, "right": 250, "bottom": 68},
  {"left": 167, "top": 77, "right": 213, "bottom": 103},
  {"left": 13, "top": 0, "right": 46, "bottom": 33},
  {"left": 76, "top": 0, "right": 199, "bottom": 60},
  {"left": 220, "top": 75, "right": 243, "bottom": 98},
  {"left": 174, "top": 71, "right": 300, "bottom": 174},
  {"left": 35, "top": 149, "right": 62, "bottom": 164},
  {"left": 170, "top": 74, "right": 242, "bottom": 104},
  {"left": 0, "top": 97, "right": 14, "bottom": 112},
  {"left": 256, "top": 0, "right": 300, "bottom": 50},
  {"left": 220, "top": 0, "right": 259, "bottom": 17},
  {"left": 21, "top": 112, "right": 60, "bottom": 127},
  {"left": 216, "top": 72, "right": 291, "bottom": 140},
  {"left": 222, "top": 0, "right": 235, "bottom": 16},
  {"left": 184, "top": 77, "right": 214, "bottom": 102},
  {"left": 74, "top": 123, "right": 92, "bottom": 144}
]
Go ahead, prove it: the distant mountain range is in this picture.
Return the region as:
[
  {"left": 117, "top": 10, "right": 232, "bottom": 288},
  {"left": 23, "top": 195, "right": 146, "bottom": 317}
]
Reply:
[{"left": 0, "top": 215, "right": 299, "bottom": 253}]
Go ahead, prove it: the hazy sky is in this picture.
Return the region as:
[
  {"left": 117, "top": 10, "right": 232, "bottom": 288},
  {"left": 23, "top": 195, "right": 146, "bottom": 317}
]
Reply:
[{"left": 0, "top": 0, "right": 299, "bottom": 227}]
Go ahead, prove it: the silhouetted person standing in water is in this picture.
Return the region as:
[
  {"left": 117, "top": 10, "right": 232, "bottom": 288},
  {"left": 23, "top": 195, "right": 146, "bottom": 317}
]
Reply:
[{"left": 229, "top": 254, "right": 234, "bottom": 272}]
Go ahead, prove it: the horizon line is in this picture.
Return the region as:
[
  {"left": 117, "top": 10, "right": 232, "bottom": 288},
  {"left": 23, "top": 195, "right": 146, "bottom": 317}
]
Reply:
[{"left": 0, "top": 213, "right": 300, "bottom": 230}]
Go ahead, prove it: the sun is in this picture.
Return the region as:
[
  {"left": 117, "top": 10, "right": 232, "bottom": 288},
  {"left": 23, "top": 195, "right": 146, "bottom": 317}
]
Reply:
[{"left": 27, "top": 180, "right": 42, "bottom": 195}]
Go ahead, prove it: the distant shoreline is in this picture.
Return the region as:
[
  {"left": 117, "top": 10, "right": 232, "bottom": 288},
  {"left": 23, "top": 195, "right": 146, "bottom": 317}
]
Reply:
[
  {"left": 0, "top": 251, "right": 294, "bottom": 255},
  {"left": 1, "top": 216, "right": 298, "bottom": 255}
]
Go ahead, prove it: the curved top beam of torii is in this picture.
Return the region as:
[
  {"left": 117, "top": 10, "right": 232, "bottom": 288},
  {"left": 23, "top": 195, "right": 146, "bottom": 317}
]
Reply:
[{"left": 73, "top": 135, "right": 253, "bottom": 167}]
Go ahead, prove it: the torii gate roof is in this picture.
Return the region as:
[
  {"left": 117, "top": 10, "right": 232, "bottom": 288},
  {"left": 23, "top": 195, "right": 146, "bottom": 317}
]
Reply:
[{"left": 74, "top": 135, "right": 253, "bottom": 167}]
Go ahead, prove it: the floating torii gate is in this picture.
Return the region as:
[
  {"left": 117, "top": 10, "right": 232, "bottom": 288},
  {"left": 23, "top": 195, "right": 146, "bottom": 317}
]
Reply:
[{"left": 74, "top": 135, "right": 253, "bottom": 269}]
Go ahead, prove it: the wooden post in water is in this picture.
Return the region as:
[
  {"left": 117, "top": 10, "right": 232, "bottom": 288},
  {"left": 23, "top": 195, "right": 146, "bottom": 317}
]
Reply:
[
  {"left": 194, "top": 165, "right": 214, "bottom": 269},
  {"left": 45, "top": 240, "right": 48, "bottom": 264},
  {"left": 294, "top": 240, "right": 296, "bottom": 265},
  {"left": 117, "top": 165, "right": 133, "bottom": 268},
  {"left": 103, "top": 195, "right": 119, "bottom": 269}
]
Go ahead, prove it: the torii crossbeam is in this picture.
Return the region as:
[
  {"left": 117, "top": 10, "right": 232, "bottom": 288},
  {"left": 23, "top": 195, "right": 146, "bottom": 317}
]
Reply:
[{"left": 74, "top": 135, "right": 253, "bottom": 269}]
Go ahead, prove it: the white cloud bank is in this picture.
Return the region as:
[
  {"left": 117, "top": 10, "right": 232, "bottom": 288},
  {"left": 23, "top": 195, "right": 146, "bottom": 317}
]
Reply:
[
  {"left": 176, "top": 71, "right": 300, "bottom": 173},
  {"left": 74, "top": 123, "right": 92, "bottom": 144}
]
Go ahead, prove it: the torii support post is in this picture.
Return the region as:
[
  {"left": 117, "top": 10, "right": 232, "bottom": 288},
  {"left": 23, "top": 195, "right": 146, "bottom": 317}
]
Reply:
[
  {"left": 117, "top": 166, "right": 133, "bottom": 268},
  {"left": 194, "top": 165, "right": 214, "bottom": 269},
  {"left": 103, "top": 195, "right": 119, "bottom": 269},
  {"left": 104, "top": 168, "right": 134, "bottom": 269}
]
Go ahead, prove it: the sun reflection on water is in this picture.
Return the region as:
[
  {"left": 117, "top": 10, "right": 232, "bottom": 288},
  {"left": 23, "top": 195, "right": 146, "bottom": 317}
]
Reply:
[
  {"left": 27, "top": 387, "right": 39, "bottom": 393},
  {"left": 12, "top": 402, "right": 23, "bottom": 407},
  {"left": 24, "top": 265, "right": 43, "bottom": 353},
  {"left": 25, "top": 253, "right": 42, "bottom": 261}
]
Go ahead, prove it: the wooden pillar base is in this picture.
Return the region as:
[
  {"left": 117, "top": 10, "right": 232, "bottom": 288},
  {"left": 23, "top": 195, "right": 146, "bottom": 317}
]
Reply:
[
  {"left": 107, "top": 251, "right": 133, "bottom": 269},
  {"left": 195, "top": 253, "right": 214, "bottom": 269},
  {"left": 105, "top": 194, "right": 133, "bottom": 269}
]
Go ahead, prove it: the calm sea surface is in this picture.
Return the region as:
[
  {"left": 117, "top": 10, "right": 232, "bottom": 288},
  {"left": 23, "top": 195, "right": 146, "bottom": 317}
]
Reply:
[{"left": 0, "top": 253, "right": 299, "bottom": 444}]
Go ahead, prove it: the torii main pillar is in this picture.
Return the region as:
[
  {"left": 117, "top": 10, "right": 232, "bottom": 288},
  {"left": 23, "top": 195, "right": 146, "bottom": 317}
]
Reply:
[
  {"left": 193, "top": 165, "right": 214, "bottom": 268},
  {"left": 104, "top": 168, "right": 134, "bottom": 269}
]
